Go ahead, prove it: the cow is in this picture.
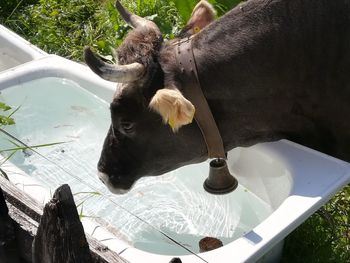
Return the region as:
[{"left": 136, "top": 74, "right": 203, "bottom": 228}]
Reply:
[{"left": 84, "top": 0, "right": 350, "bottom": 194}]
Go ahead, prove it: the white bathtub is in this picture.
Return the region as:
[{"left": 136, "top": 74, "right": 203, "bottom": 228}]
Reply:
[
  {"left": 0, "top": 25, "right": 46, "bottom": 71},
  {"left": 0, "top": 25, "right": 349, "bottom": 262},
  {"left": 0, "top": 55, "right": 349, "bottom": 263}
]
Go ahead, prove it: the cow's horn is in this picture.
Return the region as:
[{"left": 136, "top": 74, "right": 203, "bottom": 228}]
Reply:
[
  {"left": 84, "top": 46, "right": 145, "bottom": 83},
  {"left": 115, "top": 1, "right": 161, "bottom": 36}
]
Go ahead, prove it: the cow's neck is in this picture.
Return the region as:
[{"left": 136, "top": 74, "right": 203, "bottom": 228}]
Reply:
[{"left": 189, "top": 0, "right": 350, "bottom": 158}]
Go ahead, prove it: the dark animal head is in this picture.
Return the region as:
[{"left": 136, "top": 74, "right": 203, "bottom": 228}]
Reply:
[{"left": 84, "top": 1, "right": 215, "bottom": 194}]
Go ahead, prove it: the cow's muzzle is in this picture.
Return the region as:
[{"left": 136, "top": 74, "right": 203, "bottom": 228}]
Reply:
[{"left": 98, "top": 172, "right": 131, "bottom": 195}]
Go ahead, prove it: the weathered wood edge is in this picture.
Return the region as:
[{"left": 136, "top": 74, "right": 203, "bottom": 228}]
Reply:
[
  {"left": 32, "top": 184, "right": 93, "bottom": 263},
  {"left": 0, "top": 187, "right": 22, "bottom": 263},
  {"left": 7, "top": 202, "right": 37, "bottom": 262},
  {"left": 0, "top": 176, "right": 127, "bottom": 263},
  {"left": 0, "top": 175, "right": 42, "bottom": 222}
]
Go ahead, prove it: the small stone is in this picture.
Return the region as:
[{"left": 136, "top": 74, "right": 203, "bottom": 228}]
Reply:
[{"left": 199, "top": 237, "right": 223, "bottom": 253}]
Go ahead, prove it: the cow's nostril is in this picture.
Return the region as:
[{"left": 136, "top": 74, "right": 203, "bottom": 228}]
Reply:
[
  {"left": 97, "top": 172, "right": 108, "bottom": 185},
  {"left": 99, "top": 177, "right": 105, "bottom": 184}
]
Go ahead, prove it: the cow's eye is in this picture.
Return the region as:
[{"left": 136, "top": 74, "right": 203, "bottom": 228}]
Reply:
[{"left": 120, "top": 122, "right": 135, "bottom": 133}]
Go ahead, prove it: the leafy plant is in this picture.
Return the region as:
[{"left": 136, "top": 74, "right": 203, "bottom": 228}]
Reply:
[
  {"left": 282, "top": 184, "right": 350, "bottom": 263},
  {"left": 213, "top": 0, "right": 241, "bottom": 15},
  {"left": 172, "top": 0, "right": 197, "bottom": 22},
  {"left": 0, "top": 101, "right": 16, "bottom": 179},
  {"left": 0, "top": 107, "right": 67, "bottom": 180},
  {"left": 172, "top": 0, "right": 241, "bottom": 21},
  {"left": 2, "top": 0, "right": 240, "bottom": 61},
  {"left": 3, "top": 0, "right": 186, "bottom": 61},
  {"left": 74, "top": 191, "right": 101, "bottom": 220},
  {"left": 4, "top": 0, "right": 104, "bottom": 60},
  {"left": 0, "top": 102, "right": 16, "bottom": 126},
  {"left": 0, "top": 141, "right": 66, "bottom": 155},
  {"left": 0, "top": 0, "right": 38, "bottom": 24}
]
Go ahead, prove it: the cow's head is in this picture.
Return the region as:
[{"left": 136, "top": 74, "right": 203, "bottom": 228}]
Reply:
[{"left": 84, "top": 1, "right": 215, "bottom": 194}]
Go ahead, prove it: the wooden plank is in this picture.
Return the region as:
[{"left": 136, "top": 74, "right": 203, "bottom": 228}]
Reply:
[
  {"left": 0, "top": 177, "right": 126, "bottom": 263},
  {"left": 7, "top": 202, "right": 37, "bottom": 263},
  {"left": 88, "top": 236, "right": 128, "bottom": 263},
  {"left": 0, "top": 175, "right": 42, "bottom": 222},
  {"left": 0, "top": 187, "right": 21, "bottom": 263},
  {"left": 32, "top": 184, "right": 93, "bottom": 263},
  {"left": 7, "top": 201, "right": 126, "bottom": 263}
]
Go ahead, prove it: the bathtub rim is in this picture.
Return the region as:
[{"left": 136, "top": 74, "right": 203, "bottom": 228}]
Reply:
[{"left": 0, "top": 25, "right": 47, "bottom": 69}]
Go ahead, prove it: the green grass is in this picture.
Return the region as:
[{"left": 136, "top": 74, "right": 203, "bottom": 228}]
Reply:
[
  {"left": 0, "top": 102, "right": 16, "bottom": 126},
  {"left": 282, "top": 184, "right": 350, "bottom": 263},
  {"left": 1, "top": 0, "right": 186, "bottom": 60},
  {"left": 0, "top": 0, "right": 349, "bottom": 262},
  {"left": 0, "top": 0, "right": 240, "bottom": 60}
]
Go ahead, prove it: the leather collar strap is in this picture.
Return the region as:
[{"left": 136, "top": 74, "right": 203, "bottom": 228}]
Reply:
[{"left": 174, "top": 37, "right": 226, "bottom": 159}]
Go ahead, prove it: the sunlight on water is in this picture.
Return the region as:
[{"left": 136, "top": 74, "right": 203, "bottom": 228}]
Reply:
[{"left": 0, "top": 77, "right": 273, "bottom": 255}]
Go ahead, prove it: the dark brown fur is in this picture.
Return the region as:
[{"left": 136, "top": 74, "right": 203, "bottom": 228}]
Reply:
[
  {"left": 96, "top": 0, "right": 350, "bottom": 193},
  {"left": 117, "top": 28, "right": 162, "bottom": 66}
]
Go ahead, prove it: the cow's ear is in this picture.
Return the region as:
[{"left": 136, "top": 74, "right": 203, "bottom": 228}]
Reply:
[
  {"left": 184, "top": 0, "right": 216, "bottom": 35},
  {"left": 149, "top": 88, "right": 195, "bottom": 132}
]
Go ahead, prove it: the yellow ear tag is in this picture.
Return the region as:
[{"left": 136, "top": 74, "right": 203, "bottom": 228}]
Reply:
[
  {"left": 167, "top": 108, "right": 195, "bottom": 131},
  {"left": 194, "top": 26, "right": 201, "bottom": 33},
  {"left": 168, "top": 117, "right": 176, "bottom": 130}
]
